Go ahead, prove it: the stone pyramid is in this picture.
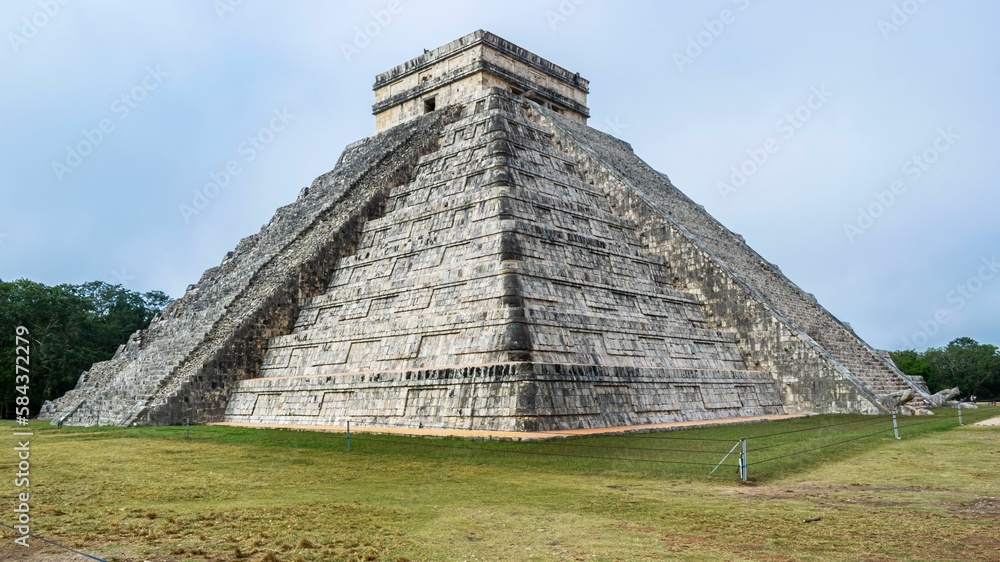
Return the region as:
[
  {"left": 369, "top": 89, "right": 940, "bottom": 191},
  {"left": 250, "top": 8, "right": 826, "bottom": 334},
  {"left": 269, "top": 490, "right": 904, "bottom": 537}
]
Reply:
[{"left": 42, "top": 30, "right": 927, "bottom": 430}]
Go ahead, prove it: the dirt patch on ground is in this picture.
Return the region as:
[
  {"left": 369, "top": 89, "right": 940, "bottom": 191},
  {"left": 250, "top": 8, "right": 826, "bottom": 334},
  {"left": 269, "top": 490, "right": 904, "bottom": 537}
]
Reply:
[
  {"left": 725, "top": 482, "right": 967, "bottom": 513},
  {"left": 948, "top": 497, "right": 1000, "bottom": 519},
  {"left": 973, "top": 416, "right": 1000, "bottom": 426},
  {"left": 729, "top": 482, "right": 949, "bottom": 500},
  {"left": 0, "top": 540, "right": 124, "bottom": 562}
]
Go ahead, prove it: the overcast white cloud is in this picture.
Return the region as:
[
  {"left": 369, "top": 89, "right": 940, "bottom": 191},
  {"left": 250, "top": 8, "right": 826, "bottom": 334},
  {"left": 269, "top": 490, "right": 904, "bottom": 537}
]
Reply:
[{"left": 1, "top": 0, "right": 997, "bottom": 352}]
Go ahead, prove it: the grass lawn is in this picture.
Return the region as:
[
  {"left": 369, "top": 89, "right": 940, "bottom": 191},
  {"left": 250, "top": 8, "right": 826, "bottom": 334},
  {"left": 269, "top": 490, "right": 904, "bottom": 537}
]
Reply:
[{"left": 0, "top": 406, "right": 997, "bottom": 561}]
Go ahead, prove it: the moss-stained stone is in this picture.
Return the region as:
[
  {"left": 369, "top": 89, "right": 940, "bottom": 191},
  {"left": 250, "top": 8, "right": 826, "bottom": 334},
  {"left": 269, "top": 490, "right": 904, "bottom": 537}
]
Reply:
[{"left": 42, "top": 32, "right": 926, "bottom": 430}]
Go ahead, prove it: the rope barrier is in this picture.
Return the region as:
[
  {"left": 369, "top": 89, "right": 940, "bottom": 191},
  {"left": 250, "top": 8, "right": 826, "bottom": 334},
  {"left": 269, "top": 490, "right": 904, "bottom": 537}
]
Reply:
[
  {"left": 343, "top": 407, "right": 983, "bottom": 473},
  {"left": 593, "top": 434, "right": 736, "bottom": 443},
  {"left": 749, "top": 417, "right": 893, "bottom": 452},
  {"left": 489, "top": 438, "right": 732, "bottom": 455},
  {"left": 351, "top": 434, "right": 721, "bottom": 467},
  {"left": 748, "top": 415, "right": 886, "bottom": 439},
  {"left": 895, "top": 415, "right": 961, "bottom": 431},
  {"left": 750, "top": 426, "right": 896, "bottom": 466}
]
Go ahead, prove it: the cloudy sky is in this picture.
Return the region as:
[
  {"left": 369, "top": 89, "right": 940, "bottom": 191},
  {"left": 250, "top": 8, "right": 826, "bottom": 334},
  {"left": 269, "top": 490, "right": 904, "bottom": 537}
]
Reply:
[{"left": 2, "top": 0, "right": 997, "bottom": 352}]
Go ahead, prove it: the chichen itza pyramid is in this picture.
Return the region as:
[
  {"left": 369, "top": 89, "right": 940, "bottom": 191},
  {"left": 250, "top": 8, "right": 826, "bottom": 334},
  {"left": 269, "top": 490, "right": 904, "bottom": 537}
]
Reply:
[{"left": 42, "top": 30, "right": 929, "bottom": 430}]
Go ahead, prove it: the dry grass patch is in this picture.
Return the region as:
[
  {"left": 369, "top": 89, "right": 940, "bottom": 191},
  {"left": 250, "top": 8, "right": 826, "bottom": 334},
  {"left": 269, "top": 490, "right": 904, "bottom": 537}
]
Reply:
[{"left": 0, "top": 408, "right": 996, "bottom": 561}]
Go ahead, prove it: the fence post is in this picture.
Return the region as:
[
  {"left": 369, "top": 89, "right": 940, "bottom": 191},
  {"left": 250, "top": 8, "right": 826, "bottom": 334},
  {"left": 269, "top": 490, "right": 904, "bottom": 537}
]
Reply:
[
  {"left": 185, "top": 417, "right": 190, "bottom": 439},
  {"left": 739, "top": 438, "right": 748, "bottom": 482},
  {"left": 892, "top": 411, "right": 900, "bottom": 439},
  {"left": 347, "top": 420, "right": 351, "bottom": 452},
  {"left": 709, "top": 440, "right": 742, "bottom": 477},
  {"left": 957, "top": 402, "right": 963, "bottom": 426}
]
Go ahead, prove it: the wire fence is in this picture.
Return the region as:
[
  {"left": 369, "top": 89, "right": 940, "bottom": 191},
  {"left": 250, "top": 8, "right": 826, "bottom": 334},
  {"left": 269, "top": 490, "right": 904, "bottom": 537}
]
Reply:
[
  {"left": 9, "top": 404, "right": 986, "bottom": 561},
  {"left": 739, "top": 405, "right": 983, "bottom": 480},
  {"left": 338, "top": 404, "right": 993, "bottom": 482},
  {"left": 352, "top": 432, "right": 725, "bottom": 467}
]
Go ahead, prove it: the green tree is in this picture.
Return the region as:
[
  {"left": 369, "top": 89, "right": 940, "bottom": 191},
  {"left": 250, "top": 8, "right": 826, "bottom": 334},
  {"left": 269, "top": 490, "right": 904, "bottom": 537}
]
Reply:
[
  {"left": 0, "top": 279, "right": 170, "bottom": 418},
  {"left": 889, "top": 349, "right": 933, "bottom": 382},
  {"left": 931, "top": 337, "right": 999, "bottom": 399},
  {"left": 892, "top": 337, "right": 1000, "bottom": 399}
]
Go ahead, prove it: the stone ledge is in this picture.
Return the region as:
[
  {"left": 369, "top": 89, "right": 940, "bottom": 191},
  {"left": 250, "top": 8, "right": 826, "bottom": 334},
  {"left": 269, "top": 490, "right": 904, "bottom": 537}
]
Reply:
[{"left": 213, "top": 413, "right": 807, "bottom": 442}]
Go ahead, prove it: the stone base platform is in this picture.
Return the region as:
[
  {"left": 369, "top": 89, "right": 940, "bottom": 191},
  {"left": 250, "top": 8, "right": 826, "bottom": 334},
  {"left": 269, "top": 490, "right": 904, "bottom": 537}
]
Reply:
[
  {"left": 214, "top": 413, "right": 806, "bottom": 441},
  {"left": 222, "top": 363, "right": 786, "bottom": 432}
]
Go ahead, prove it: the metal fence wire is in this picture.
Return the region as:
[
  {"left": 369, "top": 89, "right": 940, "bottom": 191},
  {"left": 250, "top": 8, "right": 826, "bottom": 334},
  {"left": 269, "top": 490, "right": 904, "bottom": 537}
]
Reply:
[
  {"left": 335, "top": 406, "right": 977, "bottom": 482},
  {"left": 734, "top": 406, "right": 971, "bottom": 481}
]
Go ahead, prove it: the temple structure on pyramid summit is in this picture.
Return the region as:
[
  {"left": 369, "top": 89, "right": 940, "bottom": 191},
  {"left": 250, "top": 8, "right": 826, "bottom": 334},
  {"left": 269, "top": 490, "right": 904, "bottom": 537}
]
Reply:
[{"left": 41, "top": 30, "right": 930, "bottom": 431}]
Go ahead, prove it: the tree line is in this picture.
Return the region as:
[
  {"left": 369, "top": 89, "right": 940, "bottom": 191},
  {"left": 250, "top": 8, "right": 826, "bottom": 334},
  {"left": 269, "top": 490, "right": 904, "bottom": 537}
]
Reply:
[
  {"left": 891, "top": 337, "right": 1000, "bottom": 400},
  {"left": 0, "top": 279, "right": 169, "bottom": 418}
]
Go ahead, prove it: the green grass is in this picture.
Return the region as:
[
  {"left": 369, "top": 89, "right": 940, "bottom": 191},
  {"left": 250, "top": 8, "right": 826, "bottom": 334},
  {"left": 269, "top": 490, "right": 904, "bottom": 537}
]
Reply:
[{"left": 0, "top": 406, "right": 997, "bottom": 561}]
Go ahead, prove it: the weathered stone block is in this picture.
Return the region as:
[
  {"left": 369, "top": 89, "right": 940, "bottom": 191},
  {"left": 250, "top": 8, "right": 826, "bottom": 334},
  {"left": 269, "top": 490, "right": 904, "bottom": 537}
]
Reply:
[{"left": 43, "top": 31, "right": 926, "bottom": 431}]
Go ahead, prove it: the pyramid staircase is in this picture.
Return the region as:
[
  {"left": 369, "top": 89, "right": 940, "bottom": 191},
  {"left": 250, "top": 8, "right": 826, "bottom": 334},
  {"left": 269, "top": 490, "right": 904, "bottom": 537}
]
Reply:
[{"left": 40, "top": 31, "right": 927, "bottom": 429}]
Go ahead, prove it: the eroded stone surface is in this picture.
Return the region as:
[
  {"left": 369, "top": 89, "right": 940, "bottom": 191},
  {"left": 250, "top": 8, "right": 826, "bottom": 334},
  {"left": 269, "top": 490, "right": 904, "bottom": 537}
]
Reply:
[
  {"left": 879, "top": 389, "right": 914, "bottom": 412},
  {"left": 42, "top": 31, "right": 928, "bottom": 430},
  {"left": 42, "top": 107, "right": 461, "bottom": 426},
  {"left": 926, "top": 387, "right": 961, "bottom": 408}
]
